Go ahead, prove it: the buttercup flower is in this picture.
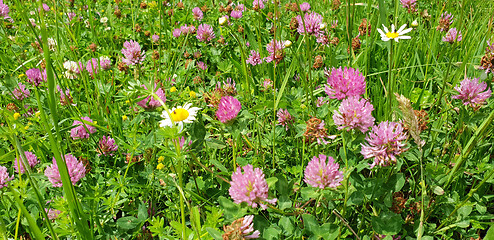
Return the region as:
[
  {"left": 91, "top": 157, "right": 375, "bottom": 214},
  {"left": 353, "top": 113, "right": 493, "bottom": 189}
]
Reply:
[
  {"left": 196, "top": 24, "right": 215, "bottom": 42},
  {"left": 222, "top": 215, "right": 260, "bottom": 239},
  {"left": 229, "top": 164, "right": 277, "bottom": 209},
  {"left": 324, "top": 67, "right": 366, "bottom": 100},
  {"left": 44, "top": 154, "right": 86, "bottom": 187},
  {"left": 361, "top": 121, "right": 408, "bottom": 169},
  {"left": 333, "top": 96, "right": 375, "bottom": 133},
  {"left": 160, "top": 103, "right": 201, "bottom": 131},
  {"left": 12, "top": 83, "right": 30, "bottom": 101},
  {"left": 70, "top": 117, "right": 97, "bottom": 140},
  {"left": 452, "top": 78, "right": 491, "bottom": 108},
  {"left": 0, "top": 165, "right": 13, "bottom": 189},
  {"left": 377, "top": 24, "right": 412, "bottom": 42},
  {"left": 304, "top": 154, "right": 343, "bottom": 189},
  {"left": 216, "top": 96, "right": 242, "bottom": 123},
  {"left": 442, "top": 28, "right": 462, "bottom": 43},
  {"left": 14, "top": 151, "right": 39, "bottom": 174},
  {"left": 121, "top": 40, "right": 146, "bottom": 66}
]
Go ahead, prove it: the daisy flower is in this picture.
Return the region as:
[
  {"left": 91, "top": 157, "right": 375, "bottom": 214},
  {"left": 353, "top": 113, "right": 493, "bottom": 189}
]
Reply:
[
  {"left": 377, "top": 24, "right": 412, "bottom": 42},
  {"left": 160, "top": 103, "right": 201, "bottom": 132}
]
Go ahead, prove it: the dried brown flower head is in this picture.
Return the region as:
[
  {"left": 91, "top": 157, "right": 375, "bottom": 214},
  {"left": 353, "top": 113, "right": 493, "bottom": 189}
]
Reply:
[
  {"left": 332, "top": 0, "right": 341, "bottom": 10},
  {"left": 89, "top": 43, "right": 97, "bottom": 52},
  {"left": 313, "top": 55, "right": 323, "bottom": 69},
  {"left": 114, "top": 8, "right": 121, "bottom": 18},
  {"left": 358, "top": 18, "right": 371, "bottom": 36},
  {"left": 152, "top": 50, "right": 160, "bottom": 60},
  {"left": 140, "top": 2, "right": 147, "bottom": 9},
  {"left": 117, "top": 61, "right": 129, "bottom": 73},
  {"left": 304, "top": 117, "right": 330, "bottom": 145},
  {"left": 6, "top": 103, "right": 19, "bottom": 112}
]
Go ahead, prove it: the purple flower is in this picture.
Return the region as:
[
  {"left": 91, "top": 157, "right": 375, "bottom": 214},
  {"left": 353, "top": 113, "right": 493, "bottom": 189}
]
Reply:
[
  {"left": 70, "top": 117, "right": 97, "bottom": 140},
  {"left": 437, "top": 12, "right": 453, "bottom": 32},
  {"left": 173, "top": 28, "right": 182, "bottom": 38},
  {"left": 442, "top": 28, "right": 462, "bottom": 43},
  {"left": 42, "top": 3, "right": 50, "bottom": 11},
  {"left": 216, "top": 96, "right": 242, "bottom": 123},
  {"left": 253, "top": 0, "right": 266, "bottom": 10},
  {"left": 316, "top": 97, "right": 328, "bottom": 107},
  {"left": 12, "top": 83, "right": 30, "bottom": 101},
  {"left": 14, "top": 151, "right": 39, "bottom": 174},
  {"left": 452, "top": 78, "right": 491, "bottom": 108},
  {"left": 121, "top": 40, "right": 146, "bottom": 66},
  {"left": 296, "top": 12, "right": 323, "bottom": 36},
  {"left": 324, "top": 67, "right": 366, "bottom": 100},
  {"left": 192, "top": 7, "right": 203, "bottom": 21},
  {"left": 333, "top": 96, "right": 375, "bottom": 133},
  {"left": 44, "top": 154, "right": 86, "bottom": 187},
  {"left": 67, "top": 12, "right": 76, "bottom": 21},
  {"left": 361, "top": 121, "right": 408, "bottom": 169},
  {"left": 0, "top": 165, "right": 13, "bottom": 189},
  {"left": 197, "top": 61, "right": 208, "bottom": 71},
  {"left": 152, "top": 34, "right": 160, "bottom": 43},
  {"left": 317, "top": 32, "right": 330, "bottom": 45},
  {"left": 223, "top": 215, "right": 260, "bottom": 239},
  {"left": 196, "top": 24, "right": 215, "bottom": 42},
  {"left": 0, "top": 0, "right": 10, "bottom": 19},
  {"left": 304, "top": 154, "right": 343, "bottom": 189},
  {"left": 277, "top": 109, "right": 294, "bottom": 130},
  {"left": 246, "top": 50, "right": 263, "bottom": 66},
  {"left": 45, "top": 208, "right": 61, "bottom": 220},
  {"left": 400, "top": 0, "right": 416, "bottom": 11},
  {"left": 229, "top": 164, "right": 277, "bottom": 209},
  {"left": 137, "top": 84, "right": 167, "bottom": 109},
  {"left": 264, "top": 39, "right": 285, "bottom": 65},
  {"left": 57, "top": 86, "right": 73, "bottom": 106},
  {"left": 25, "top": 68, "right": 47, "bottom": 86},
  {"left": 300, "top": 2, "right": 311, "bottom": 12},
  {"left": 230, "top": 10, "right": 242, "bottom": 19},
  {"left": 180, "top": 24, "right": 196, "bottom": 35},
  {"left": 86, "top": 58, "right": 100, "bottom": 77},
  {"left": 97, "top": 136, "right": 118, "bottom": 156},
  {"left": 99, "top": 56, "right": 112, "bottom": 70},
  {"left": 262, "top": 79, "right": 273, "bottom": 91}
]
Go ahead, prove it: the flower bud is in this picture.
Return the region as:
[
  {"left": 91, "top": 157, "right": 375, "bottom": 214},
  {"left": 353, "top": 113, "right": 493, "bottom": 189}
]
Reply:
[
  {"left": 284, "top": 40, "right": 292, "bottom": 48},
  {"left": 411, "top": 19, "right": 418, "bottom": 27},
  {"left": 219, "top": 16, "right": 227, "bottom": 26}
]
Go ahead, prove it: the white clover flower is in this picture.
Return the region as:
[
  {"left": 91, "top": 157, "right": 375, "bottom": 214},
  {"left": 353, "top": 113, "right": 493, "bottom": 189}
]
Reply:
[
  {"left": 377, "top": 24, "right": 412, "bottom": 42},
  {"left": 100, "top": 17, "right": 108, "bottom": 23}
]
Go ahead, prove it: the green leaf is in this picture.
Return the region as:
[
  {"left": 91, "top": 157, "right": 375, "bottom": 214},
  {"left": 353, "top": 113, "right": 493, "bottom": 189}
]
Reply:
[
  {"left": 279, "top": 216, "right": 295, "bottom": 234},
  {"left": 218, "top": 196, "right": 247, "bottom": 222},
  {"left": 206, "top": 227, "right": 223, "bottom": 240},
  {"left": 371, "top": 211, "right": 403, "bottom": 235},
  {"left": 117, "top": 216, "right": 140, "bottom": 230},
  {"left": 263, "top": 226, "right": 282, "bottom": 240},
  {"left": 137, "top": 202, "right": 148, "bottom": 221},
  {"left": 485, "top": 225, "right": 494, "bottom": 240},
  {"left": 206, "top": 139, "right": 227, "bottom": 149}
]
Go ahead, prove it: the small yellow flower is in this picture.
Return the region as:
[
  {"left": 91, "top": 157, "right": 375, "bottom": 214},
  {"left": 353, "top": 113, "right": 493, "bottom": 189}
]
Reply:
[
  {"left": 170, "top": 87, "right": 177, "bottom": 93},
  {"left": 35, "top": 112, "right": 41, "bottom": 118},
  {"left": 14, "top": 112, "right": 21, "bottom": 120},
  {"left": 300, "top": 104, "right": 306, "bottom": 109},
  {"left": 158, "top": 156, "right": 164, "bottom": 162},
  {"left": 189, "top": 91, "right": 196, "bottom": 98},
  {"left": 156, "top": 163, "right": 165, "bottom": 170},
  {"left": 125, "top": 100, "right": 130, "bottom": 104},
  {"left": 122, "top": 115, "right": 128, "bottom": 121},
  {"left": 101, "top": 9, "right": 104, "bottom": 12},
  {"left": 25, "top": 125, "right": 29, "bottom": 130},
  {"left": 18, "top": 74, "right": 25, "bottom": 78}
]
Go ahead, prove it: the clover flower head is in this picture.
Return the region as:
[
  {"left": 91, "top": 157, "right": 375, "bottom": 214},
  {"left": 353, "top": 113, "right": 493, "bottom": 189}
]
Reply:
[
  {"left": 44, "top": 154, "right": 86, "bottom": 187},
  {"left": 304, "top": 154, "right": 343, "bottom": 189},
  {"left": 14, "top": 151, "right": 39, "bottom": 174},
  {"left": 324, "top": 67, "right": 366, "bottom": 100},
  {"left": 452, "top": 77, "right": 491, "bottom": 108},
  {"left": 229, "top": 164, "right": 277, "bottom": 209},
  {"left": 333, "top": 96, "right": 375, "bottom": 133}
]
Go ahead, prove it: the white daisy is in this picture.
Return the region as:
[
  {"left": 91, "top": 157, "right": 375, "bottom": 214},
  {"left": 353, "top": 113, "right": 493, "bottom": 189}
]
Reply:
[
  {"left": 377, "top": 24, "right": 413, "bottom": 42},
  {"left": 160, "top": 103, "right": 201, "bottom": 132}
]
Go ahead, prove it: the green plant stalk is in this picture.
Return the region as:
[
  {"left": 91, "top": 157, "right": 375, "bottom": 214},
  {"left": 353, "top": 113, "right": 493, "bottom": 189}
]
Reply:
[
  {"left": 443, "top": 109, "right": 494, "bottom": 189},
  {"left": 436, "top": 167, "right": 494, "bottom": 232},
  {"left": 435, "top": 44, "right": 456, "bottom": 109},
  {"left": 173, "top": 139, "right": 186, "bottom": 239},
  {"left": 9, "top": 186, "right": 45, "bottom": 240},
  {"left": 387, "top": 40, "right": 394, "bottom": 120},
  {"left": 36, "top": 5, "right": 93, "bottom": 235}
]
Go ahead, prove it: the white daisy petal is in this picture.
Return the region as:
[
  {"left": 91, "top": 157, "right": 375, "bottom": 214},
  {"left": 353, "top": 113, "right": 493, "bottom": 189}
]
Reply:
[
  {"left": 397, "top": 24, "right": 407, "bottom": 33},
  {"left": 398, "top": 35, "right": 411, "bottom": 40},
  {"left": 382, "top": 24, "right": 389, "bottom": 33},
  {"left": 399, "top": 28, "right": 413, "bottom": 35},
  {"left": 391, "top": 24, "right": 395, "bottom": 33}
]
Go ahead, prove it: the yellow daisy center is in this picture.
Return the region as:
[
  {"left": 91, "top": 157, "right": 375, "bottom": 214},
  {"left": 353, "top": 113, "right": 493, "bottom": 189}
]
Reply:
[
  {"left": 386, "top": 32, "right": 399, "bottom": 39},
  {"left": 171, "top": 108, "right": 189, "bottom": 122}
]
